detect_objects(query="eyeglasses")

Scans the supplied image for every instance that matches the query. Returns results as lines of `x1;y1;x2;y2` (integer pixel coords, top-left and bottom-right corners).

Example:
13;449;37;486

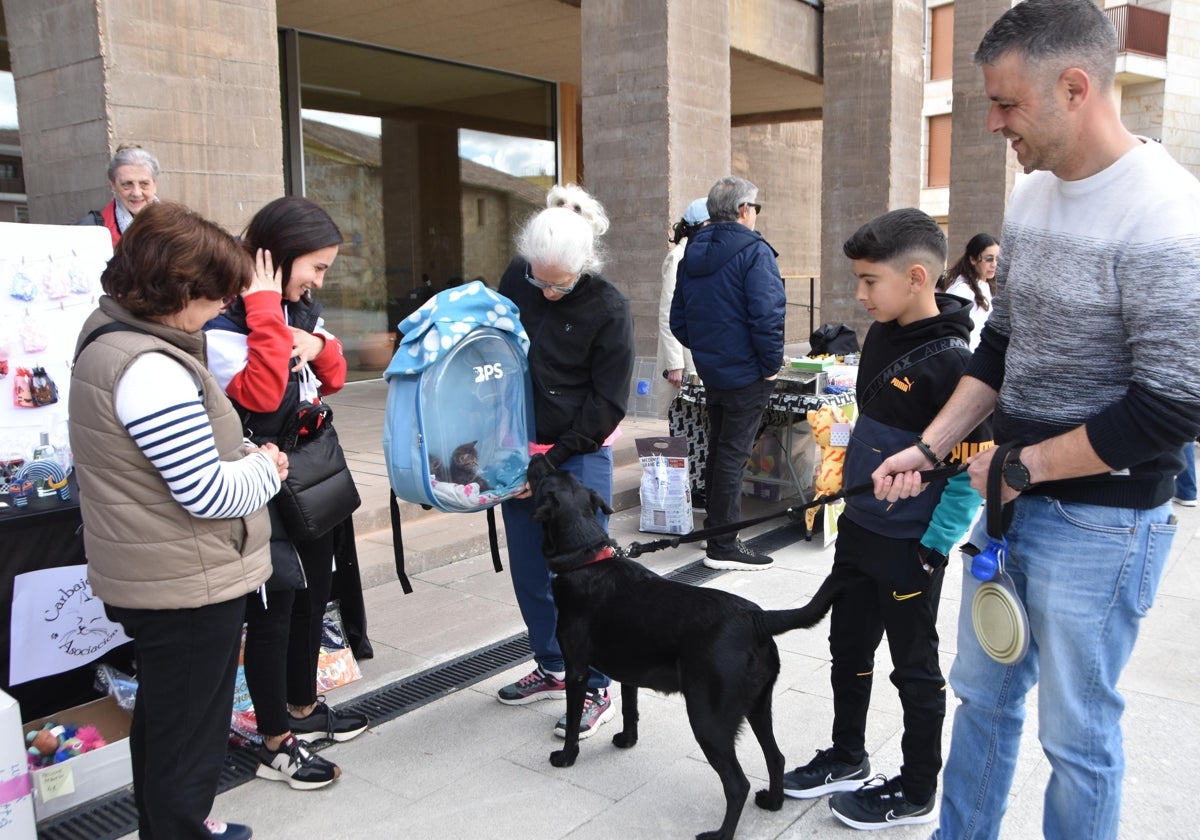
740;202;763;214
525;266;580;295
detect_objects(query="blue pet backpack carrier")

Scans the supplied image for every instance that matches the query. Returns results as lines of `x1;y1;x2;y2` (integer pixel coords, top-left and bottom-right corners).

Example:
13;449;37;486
382;281;534;589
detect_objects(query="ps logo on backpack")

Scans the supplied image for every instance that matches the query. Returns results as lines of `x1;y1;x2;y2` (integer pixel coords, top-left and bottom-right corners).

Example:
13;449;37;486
473;362;505;382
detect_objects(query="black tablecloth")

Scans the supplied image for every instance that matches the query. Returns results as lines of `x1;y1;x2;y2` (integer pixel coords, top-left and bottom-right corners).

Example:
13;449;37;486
667;382;857;494
0;476;136;719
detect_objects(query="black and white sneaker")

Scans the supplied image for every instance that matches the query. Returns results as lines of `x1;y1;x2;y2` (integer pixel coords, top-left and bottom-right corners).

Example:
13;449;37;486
288;696;368;743
255;734;340;790
703;539;773;571
828;774;936;830
783;747;871;799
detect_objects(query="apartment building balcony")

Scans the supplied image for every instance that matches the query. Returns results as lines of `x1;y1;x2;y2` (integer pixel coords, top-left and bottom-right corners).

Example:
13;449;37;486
1105;3;1169;84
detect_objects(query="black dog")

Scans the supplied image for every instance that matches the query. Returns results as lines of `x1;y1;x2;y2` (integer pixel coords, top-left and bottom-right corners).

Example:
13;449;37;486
528;456;843;840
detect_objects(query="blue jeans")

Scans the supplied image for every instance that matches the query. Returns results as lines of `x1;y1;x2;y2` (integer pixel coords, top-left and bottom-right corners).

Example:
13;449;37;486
1177;441;1196;501
501;448;612;689
934;495;1175;840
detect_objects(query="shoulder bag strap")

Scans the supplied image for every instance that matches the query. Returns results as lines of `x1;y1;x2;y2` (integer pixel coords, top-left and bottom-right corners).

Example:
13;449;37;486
856;336;969;410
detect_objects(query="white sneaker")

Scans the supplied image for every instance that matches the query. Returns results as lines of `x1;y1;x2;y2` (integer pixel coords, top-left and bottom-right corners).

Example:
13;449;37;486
1174;497;1197;507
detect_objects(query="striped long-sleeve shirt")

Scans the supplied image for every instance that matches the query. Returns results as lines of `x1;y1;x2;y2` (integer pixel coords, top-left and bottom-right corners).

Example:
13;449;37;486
114;351;280;517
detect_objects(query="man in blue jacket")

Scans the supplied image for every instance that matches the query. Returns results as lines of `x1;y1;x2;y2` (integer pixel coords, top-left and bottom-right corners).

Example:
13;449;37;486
670;176;786;570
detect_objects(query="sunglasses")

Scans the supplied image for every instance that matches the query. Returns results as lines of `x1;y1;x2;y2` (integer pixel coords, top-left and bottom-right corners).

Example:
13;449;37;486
740;202;763;214
525;266;580;295
982;255;999;264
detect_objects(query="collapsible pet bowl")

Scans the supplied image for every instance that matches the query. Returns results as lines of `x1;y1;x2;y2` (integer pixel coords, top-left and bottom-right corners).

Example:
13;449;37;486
972;570;1029;665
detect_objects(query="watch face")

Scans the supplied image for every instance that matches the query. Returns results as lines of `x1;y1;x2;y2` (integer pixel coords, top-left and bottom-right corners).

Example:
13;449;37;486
1004;459;1031;491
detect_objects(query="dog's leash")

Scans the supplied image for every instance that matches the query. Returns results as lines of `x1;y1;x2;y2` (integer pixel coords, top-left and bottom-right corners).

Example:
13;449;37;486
622;464;966;558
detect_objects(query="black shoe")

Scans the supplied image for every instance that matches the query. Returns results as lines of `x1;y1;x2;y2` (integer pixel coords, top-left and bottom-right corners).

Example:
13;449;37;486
205;819;253;839
828;775;935;830
255;734;340;790
783;747;871;799
287;696;369;744
691;489;707;512
703;539;773;570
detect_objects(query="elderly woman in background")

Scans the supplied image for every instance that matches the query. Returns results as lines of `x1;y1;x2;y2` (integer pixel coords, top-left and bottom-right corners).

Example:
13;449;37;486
70;202;286;840
76;144;161;246
494;200;635;740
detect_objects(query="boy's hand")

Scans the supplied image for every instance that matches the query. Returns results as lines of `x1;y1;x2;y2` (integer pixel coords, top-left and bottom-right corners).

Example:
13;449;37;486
872;445;930;502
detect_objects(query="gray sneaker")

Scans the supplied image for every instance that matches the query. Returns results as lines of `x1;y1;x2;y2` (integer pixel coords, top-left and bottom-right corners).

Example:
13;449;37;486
783;747;871;799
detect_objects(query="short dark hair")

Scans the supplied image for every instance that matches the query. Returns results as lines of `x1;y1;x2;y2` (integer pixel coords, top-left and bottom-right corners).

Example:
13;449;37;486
975;0;1117;91
843;208;947;276
100;202;250;317
241;196;343;284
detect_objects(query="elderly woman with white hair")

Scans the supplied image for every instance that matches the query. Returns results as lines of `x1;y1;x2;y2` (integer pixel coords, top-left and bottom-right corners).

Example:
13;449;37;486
76;144;161;246
494;199;634;740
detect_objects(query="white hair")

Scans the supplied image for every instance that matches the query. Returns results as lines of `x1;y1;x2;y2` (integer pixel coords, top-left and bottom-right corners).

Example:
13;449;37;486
516;206;604;276
545;183;610;236
107;144;160;182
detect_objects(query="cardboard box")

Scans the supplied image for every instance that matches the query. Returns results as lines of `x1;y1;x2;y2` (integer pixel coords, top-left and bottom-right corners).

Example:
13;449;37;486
21;696;132;821
0;690;37;837
789;357;834;371
742;479;782;502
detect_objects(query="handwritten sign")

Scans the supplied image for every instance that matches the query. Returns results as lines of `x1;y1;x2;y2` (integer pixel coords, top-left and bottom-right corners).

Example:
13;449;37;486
33;763;74;802
8;565;130;685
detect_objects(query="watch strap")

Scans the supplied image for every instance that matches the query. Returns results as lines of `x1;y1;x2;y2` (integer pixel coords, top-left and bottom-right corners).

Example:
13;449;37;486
986;441;1018;542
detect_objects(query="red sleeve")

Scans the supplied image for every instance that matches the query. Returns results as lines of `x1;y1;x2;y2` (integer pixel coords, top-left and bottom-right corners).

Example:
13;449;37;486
224;292;292;412
311;333;348;396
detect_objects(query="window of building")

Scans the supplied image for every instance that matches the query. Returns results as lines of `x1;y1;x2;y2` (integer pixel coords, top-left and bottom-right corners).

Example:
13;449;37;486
928;114;952;187
280;31;557;379
930;4;955;81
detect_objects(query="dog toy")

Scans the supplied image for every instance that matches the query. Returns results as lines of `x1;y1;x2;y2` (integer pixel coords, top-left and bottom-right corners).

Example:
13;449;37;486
806;404;850;532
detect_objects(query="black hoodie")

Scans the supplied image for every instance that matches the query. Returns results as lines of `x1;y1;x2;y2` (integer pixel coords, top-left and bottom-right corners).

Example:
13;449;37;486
843;293;993;541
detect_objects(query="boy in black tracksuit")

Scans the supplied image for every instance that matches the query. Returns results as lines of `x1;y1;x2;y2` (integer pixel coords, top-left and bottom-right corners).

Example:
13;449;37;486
784;209;993;830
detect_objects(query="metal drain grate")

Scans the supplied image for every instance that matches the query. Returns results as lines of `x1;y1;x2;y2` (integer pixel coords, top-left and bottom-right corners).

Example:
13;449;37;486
37;517;801;839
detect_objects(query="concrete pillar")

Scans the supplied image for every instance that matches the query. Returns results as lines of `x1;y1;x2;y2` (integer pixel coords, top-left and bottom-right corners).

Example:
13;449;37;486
580;0;731;359
734;120;823;344
3;0;283;232
947;0;1020;259
820;0;926;336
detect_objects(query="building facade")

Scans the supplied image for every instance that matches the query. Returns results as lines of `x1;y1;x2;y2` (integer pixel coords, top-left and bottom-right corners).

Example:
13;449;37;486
2;0;1197;383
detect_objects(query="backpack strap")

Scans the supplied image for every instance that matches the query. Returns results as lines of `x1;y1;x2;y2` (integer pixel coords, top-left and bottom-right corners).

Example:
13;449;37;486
387;490;505;595
74;320;153;363
486;507;504;574
856;336;969;410
389;489;415;594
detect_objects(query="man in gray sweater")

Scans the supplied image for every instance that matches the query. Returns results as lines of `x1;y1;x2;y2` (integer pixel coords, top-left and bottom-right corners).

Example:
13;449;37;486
871;1;1200;838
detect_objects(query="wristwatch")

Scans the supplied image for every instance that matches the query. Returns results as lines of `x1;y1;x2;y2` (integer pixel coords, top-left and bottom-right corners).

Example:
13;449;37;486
1002;447;1033;492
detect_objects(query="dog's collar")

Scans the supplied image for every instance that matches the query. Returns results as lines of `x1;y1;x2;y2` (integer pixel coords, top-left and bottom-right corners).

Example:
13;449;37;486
558;545;616;574
583;545;616;566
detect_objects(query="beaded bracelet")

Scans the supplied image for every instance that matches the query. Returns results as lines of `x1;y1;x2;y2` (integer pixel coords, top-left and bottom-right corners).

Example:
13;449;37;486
914;436;944;468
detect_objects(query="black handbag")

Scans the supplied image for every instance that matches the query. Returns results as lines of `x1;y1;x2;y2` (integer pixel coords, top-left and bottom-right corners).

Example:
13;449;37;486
275;402;361;542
